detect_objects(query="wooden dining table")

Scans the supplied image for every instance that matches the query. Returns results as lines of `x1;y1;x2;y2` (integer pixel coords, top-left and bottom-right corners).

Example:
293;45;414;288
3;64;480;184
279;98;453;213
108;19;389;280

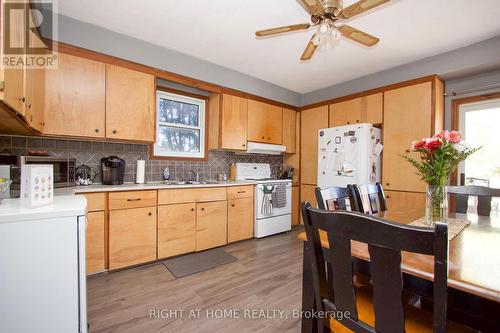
298;209;500;333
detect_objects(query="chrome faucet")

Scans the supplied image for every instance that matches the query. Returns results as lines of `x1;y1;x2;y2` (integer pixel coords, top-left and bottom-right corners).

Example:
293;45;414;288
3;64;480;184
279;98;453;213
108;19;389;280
188;170;200;182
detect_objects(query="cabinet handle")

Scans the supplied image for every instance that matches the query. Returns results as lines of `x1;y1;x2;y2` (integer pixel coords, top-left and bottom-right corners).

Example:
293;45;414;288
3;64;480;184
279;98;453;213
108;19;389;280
112;130;117;134
27;103;32;109
127;198;141;201
237;191;245;194
17;97;25;103
201;207;205;211
356;120;359;123
231;204;235;207
347;121;350;124
95;129;99;133
242;144;246;147
148;212;152;216
262;136;265;139
386;195;390;199
386;183;390;186
268;137;271;140
191;208;194;211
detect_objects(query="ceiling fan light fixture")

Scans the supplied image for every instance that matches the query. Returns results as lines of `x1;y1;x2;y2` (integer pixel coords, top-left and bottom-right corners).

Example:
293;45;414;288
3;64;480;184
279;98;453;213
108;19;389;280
332;27;341;40
318;21;330;35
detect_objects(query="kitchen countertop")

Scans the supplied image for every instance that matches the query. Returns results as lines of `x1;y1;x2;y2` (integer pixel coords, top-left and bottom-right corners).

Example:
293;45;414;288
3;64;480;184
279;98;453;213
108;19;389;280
0;195;87;223
54;180;257;195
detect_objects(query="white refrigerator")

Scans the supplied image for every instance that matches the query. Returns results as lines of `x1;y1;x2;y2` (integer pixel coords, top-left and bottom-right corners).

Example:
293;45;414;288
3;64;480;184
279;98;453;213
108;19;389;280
0;196;88;333
317;123;383;189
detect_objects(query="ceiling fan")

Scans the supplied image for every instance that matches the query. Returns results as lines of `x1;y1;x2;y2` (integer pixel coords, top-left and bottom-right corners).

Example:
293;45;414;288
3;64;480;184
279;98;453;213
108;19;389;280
255;0;389;60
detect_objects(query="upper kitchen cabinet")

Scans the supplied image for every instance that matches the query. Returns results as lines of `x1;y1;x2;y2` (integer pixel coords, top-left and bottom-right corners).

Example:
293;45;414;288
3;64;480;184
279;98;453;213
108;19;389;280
282;108;296;153
105;64;155;142
24;68;45;132
208;93;248;151
44;52;106;138
301;105;328;185
247;100;282;144
329;92;383;127
383;79;444;193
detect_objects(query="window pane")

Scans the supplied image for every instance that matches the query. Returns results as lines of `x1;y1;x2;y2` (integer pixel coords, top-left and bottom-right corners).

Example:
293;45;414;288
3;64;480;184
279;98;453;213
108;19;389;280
158;126;200;153
159;98;199;126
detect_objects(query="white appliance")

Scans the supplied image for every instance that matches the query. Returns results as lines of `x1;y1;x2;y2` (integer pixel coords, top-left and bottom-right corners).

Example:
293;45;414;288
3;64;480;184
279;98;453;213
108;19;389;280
0;195;88;333
317;123;382;189
235;163;292;238
245;142;287;155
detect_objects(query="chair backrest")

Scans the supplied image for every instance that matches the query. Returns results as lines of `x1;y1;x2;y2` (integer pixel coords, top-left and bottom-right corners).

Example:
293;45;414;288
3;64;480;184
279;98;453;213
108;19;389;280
301;202;449;333
352;182;387;214
447;185;500;216
315;185;359;211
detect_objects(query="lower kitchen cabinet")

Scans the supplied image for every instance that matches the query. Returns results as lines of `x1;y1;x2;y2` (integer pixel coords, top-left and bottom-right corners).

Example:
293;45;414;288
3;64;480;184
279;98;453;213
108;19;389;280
158;203;196;258
300;184;318;224
385;190;426;212
228;197;254;243
196;201;227;251
291;185;300;226
109;207;157;269
86;211;105;274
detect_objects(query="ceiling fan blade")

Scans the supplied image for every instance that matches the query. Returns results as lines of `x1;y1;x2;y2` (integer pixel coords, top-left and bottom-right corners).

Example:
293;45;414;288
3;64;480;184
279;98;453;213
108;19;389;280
338;0;390;19
300;34;318;60
255;23;311;37
339;25;379;47
297;0;325;16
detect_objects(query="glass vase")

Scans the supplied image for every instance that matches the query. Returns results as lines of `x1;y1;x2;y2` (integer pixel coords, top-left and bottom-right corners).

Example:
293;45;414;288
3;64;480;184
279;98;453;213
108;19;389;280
425;184;448;226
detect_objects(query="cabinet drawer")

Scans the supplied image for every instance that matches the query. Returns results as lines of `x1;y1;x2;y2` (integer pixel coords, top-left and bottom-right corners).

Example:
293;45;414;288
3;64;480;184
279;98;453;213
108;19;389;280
108;190;157;210
158;187;226;205
227;186;254;200
80;192;106;212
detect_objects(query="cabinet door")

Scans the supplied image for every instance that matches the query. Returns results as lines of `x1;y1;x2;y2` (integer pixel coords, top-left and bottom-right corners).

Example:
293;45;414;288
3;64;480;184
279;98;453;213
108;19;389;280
282;108;296;153
385;190;426;213
44;52;106;138
106;65;155;142
228;197;254;243
383;82;432;192
362;93;383;124
221;94;248;150
24;68;45;132
247;100;282;144
196;201;227;251
86;211;105;274
158;203;196;258
291;185;300;226
109;207;157;269
300;184;318;224
301;105;328;185
329;98;362;127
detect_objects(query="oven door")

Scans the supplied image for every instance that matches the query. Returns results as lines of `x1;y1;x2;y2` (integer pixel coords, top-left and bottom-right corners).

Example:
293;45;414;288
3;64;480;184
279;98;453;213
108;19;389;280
20;157;76;187
255;182;292;219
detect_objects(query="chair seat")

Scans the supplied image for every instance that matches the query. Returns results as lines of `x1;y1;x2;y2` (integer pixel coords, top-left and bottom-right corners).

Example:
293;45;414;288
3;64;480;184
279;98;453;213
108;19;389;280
329;287;477;333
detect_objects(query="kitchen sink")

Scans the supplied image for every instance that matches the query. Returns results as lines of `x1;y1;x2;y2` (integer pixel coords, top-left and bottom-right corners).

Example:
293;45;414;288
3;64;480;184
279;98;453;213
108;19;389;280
144;180;221;186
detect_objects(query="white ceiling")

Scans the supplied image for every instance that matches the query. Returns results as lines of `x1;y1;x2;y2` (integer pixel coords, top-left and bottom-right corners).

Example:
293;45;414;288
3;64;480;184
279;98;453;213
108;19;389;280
55;0;500;94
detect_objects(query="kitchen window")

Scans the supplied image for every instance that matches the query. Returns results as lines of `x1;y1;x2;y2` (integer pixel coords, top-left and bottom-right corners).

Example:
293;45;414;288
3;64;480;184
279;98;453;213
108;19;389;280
153;91;206;159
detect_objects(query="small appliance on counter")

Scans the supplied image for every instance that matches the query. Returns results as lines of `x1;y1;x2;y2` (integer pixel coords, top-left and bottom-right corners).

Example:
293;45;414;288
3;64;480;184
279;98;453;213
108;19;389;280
75;164;97;186
101;156;125;185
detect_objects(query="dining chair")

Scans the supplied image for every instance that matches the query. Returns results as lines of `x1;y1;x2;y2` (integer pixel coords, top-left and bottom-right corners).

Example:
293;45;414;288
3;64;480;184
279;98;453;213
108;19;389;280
315;185;360;211
352;182;387;214
447;185;500;216
301;202;476;333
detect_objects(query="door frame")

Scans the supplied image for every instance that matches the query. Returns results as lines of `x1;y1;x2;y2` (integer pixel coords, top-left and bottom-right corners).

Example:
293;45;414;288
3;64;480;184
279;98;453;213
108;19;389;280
450;92;500;185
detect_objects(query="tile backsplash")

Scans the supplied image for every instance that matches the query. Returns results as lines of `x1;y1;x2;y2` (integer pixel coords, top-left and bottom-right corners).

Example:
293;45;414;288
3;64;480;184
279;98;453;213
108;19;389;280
0;135;283;183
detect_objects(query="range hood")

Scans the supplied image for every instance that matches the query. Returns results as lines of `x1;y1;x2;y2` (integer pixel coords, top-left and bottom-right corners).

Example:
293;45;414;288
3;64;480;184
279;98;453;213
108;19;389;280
245;142;286;155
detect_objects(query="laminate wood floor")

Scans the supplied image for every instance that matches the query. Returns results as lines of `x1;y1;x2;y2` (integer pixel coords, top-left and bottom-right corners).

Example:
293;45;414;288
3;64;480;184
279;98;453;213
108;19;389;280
87;227;304;333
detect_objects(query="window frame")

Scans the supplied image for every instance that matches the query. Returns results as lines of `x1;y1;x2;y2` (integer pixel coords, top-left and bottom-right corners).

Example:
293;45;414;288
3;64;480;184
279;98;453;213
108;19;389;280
152;89;207;160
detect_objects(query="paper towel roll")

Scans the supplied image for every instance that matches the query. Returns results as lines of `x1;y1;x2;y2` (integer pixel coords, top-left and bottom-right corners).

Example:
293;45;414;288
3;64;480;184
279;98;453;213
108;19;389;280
136;160;145;184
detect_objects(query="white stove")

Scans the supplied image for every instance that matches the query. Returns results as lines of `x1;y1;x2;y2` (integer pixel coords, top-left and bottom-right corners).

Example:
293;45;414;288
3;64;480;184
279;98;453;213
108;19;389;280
235;163;292;238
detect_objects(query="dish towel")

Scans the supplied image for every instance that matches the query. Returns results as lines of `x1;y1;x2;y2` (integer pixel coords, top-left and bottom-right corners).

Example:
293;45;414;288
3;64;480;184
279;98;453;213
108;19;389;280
272;184;287;208
261;184;274;216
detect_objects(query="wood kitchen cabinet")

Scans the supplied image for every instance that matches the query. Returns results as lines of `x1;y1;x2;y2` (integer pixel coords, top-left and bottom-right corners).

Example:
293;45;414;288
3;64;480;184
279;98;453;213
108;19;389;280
247;100;283;144
24;68;45;132
158;203;196;258
385;190;426;212
329;93;383;127
109;206;157;269
383;80;443;193
44;52;106;138
86;211;106;274
301;105;328;185
300;184;318;224
196;201;227;251
227;186;254;243
282;108;296;153
105;64;155;142
291;185;300;226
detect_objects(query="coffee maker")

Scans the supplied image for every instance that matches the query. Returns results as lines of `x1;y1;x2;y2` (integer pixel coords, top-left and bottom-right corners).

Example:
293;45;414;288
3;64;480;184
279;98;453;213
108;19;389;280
101;156;125;185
